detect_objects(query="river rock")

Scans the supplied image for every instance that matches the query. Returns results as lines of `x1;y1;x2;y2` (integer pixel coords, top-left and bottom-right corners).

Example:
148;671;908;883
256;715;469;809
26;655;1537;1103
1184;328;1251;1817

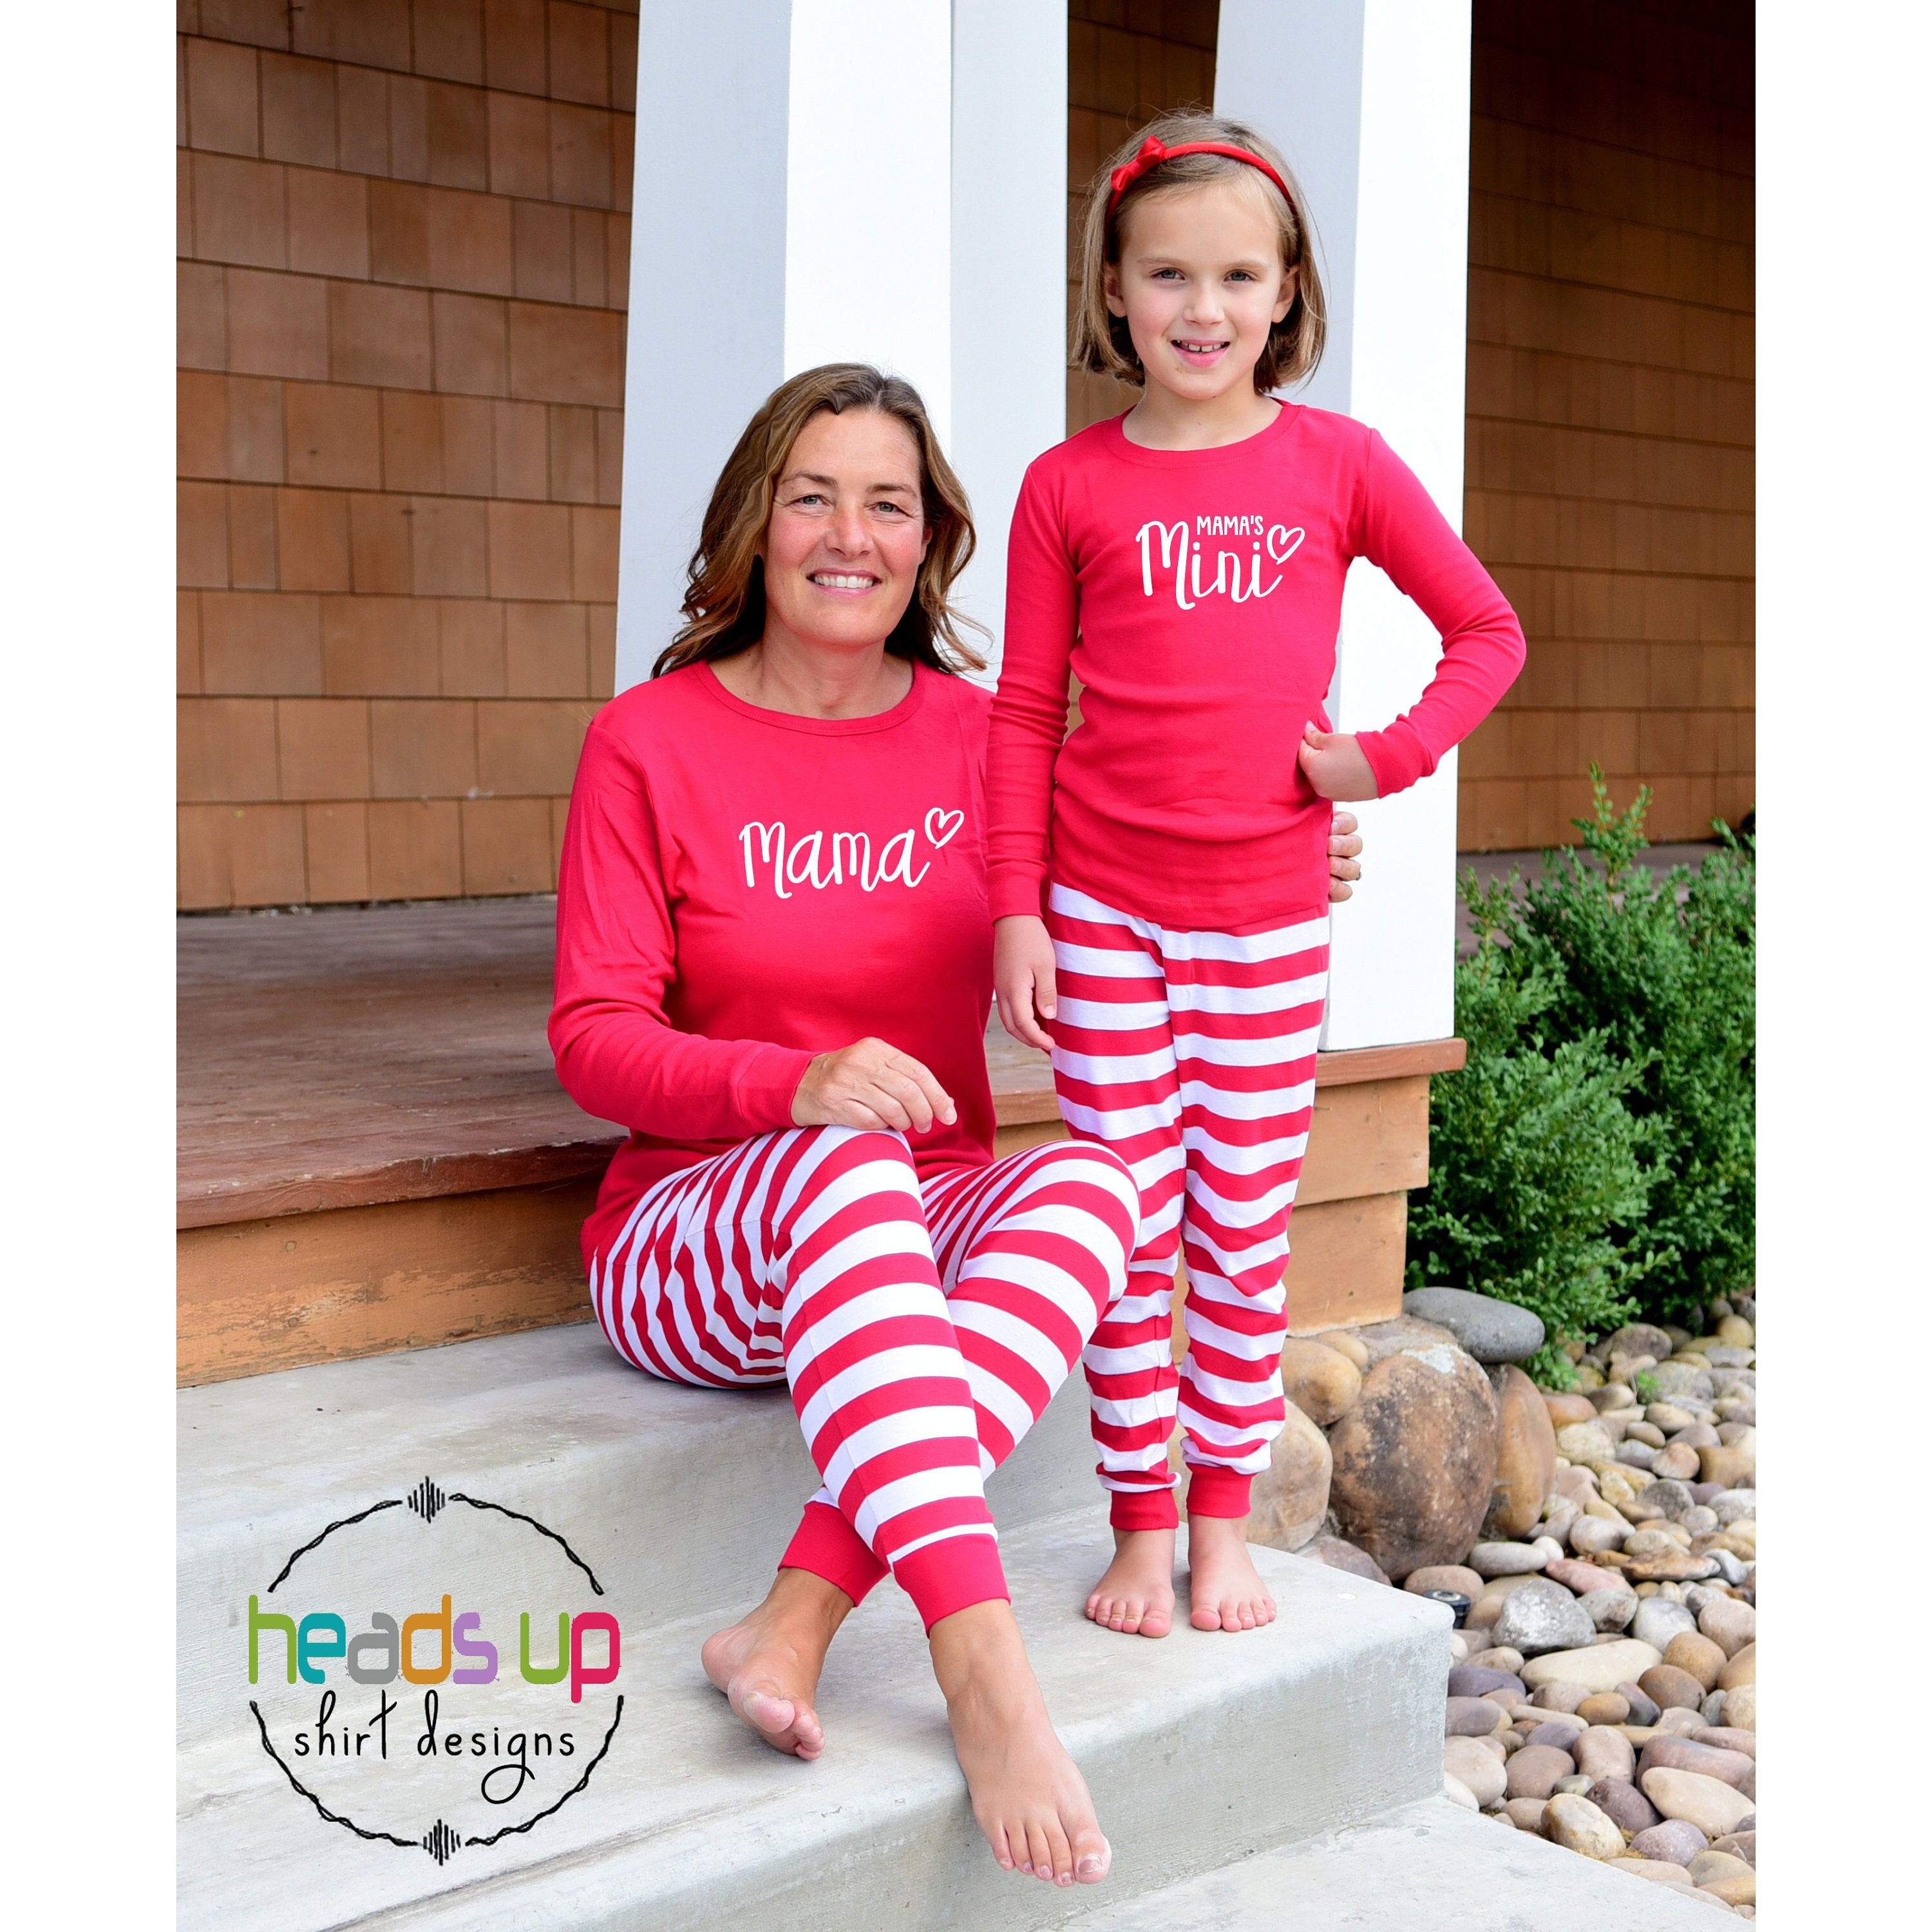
1719;1682;1755;1730
1571;1724;1635;1783
1667;1421;1721;1450
1312;1328;1370;1370
1709;1492;1755;1526
1649;1445;1701;1482
1623;1551;1719;1584
1406;1564;1484;1602
1279;1338;1362;1426
1717;1642;1754;1689
1526;1718;1586;1751
1633;1819;1710;1866
1631;1597;1698;1651
1641;1767;1755;1837
1502;1797;1551;1832
1618;1681;1662;1726
1443;1736;1506;1808
1567;1518;1626;1562
1297;1535;1390;1584
1544;1557;1620;1594
1583;1586;1638;1632
1711;1830;1756;1864
1401;1287;1546;1363
1350;1314;1464;1367
1639;1664;1709;1713
1606;1323;1675;1362
1446;1696;1506;1736
1540;1792;1624;1859
1588;1776;1659;1834
1634;1479;1697;1521
1698;1443;1755;1490
1522;1638;1662;1694
1611;1857;1696;1888
1663;1631;1728;1691
1441;1771;1480;1811
1325;1341;1501;1580
1554;1419;1617;1466
1248;1398;1331;1551
1578;1692;1630;1726
1544;1392;1597;1428
1467;1645;1526;1674
1647;1362;1714;1405
1493;1578;1596;1656
1640;1735;1754;1791
1506;1743;1576;1801
1448;1664;1526;1701
1467;1540;1549;1578
1484;1365;1558;1538
1694;1727;1756;1760
1528;1680;1589;1712
1713;1315;1753;1349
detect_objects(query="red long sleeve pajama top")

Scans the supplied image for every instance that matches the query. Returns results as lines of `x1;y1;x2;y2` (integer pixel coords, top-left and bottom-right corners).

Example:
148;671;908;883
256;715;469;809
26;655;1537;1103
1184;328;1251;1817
551;663;998;1269
986;404;1526;930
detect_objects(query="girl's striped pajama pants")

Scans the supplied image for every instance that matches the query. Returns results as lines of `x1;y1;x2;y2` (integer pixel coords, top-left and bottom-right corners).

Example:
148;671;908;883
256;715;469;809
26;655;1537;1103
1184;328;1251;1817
1044;882;1331;1531
589;1124;1140;1629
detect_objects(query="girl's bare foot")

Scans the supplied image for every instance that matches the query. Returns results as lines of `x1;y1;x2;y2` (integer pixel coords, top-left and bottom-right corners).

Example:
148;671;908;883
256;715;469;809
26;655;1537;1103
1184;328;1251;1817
929;1600;1112;1886
1185;1512;1276;1631
699;1566;853;1759
1084;1526;1176;1637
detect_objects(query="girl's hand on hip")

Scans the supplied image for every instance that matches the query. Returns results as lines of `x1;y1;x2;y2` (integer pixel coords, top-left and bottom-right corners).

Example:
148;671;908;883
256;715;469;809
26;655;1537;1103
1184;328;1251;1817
793;1038;956;1133
1328;808;1363;902
994;914;1058;1053
1298;726;1379;802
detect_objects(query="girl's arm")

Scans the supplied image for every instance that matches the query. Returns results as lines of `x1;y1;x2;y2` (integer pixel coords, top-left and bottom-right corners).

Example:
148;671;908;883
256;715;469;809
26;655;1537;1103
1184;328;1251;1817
985;462;1078;922
549;719;815;1141
1344;430;1527;797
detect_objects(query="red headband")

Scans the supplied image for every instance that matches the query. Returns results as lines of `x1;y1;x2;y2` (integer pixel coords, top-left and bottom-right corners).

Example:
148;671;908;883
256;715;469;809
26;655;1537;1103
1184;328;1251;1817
1108;135;1294;216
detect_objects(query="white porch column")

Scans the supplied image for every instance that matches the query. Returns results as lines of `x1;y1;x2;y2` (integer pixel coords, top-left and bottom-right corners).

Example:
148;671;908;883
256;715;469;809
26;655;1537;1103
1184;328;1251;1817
616;2;1062;694
1216;1;1474;1049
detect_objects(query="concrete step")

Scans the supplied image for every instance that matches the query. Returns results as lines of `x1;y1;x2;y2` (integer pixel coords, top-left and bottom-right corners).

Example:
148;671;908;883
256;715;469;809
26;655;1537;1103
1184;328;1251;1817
178;1515;1450;1932
178;1321;1099;1752
1075;1796;1732;1929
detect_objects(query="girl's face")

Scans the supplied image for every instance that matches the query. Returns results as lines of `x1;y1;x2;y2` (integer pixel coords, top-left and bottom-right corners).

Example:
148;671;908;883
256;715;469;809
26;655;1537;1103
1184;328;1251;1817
759;408;931;654
1105;181;1296;404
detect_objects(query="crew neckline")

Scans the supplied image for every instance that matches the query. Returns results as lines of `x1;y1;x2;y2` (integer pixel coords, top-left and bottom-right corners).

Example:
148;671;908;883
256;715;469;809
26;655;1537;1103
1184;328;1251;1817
697;658;929;736
1103;399;1303;468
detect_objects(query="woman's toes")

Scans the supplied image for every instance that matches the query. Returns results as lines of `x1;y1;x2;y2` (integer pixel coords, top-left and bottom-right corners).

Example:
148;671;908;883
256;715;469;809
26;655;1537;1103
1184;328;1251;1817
1074;1830;1112;1884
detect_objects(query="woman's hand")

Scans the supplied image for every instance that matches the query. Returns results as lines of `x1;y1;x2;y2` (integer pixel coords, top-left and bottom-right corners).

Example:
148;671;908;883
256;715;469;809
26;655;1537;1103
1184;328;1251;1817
1298;725;1379;802
1328;808;1363;902
994;915;1058;1052
792;1037;957;1133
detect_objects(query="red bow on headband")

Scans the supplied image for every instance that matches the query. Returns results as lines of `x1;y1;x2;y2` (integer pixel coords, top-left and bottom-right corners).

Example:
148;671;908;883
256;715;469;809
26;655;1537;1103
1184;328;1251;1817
1108;135;1294;214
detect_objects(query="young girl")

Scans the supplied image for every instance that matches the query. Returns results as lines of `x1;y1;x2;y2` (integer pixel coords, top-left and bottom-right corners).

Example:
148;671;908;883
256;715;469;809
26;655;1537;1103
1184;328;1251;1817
989;113;1526;1640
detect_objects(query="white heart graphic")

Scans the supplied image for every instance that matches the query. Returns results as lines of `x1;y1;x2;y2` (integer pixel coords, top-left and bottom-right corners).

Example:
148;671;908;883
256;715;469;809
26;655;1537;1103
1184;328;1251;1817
923;808;964;849
1267;524;1307;565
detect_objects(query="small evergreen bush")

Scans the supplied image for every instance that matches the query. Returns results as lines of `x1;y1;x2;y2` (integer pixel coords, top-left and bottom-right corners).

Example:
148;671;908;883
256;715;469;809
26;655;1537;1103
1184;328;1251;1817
1407;771;1755;1384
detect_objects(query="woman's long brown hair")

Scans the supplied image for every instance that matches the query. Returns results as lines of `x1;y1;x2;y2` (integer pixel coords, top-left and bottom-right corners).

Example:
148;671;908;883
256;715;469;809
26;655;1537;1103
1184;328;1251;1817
653;363;985;678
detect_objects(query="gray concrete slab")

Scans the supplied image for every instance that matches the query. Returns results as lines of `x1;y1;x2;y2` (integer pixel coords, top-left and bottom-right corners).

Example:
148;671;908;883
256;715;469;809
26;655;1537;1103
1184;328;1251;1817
1077;1797;1731;1929
178;1519;1452;1932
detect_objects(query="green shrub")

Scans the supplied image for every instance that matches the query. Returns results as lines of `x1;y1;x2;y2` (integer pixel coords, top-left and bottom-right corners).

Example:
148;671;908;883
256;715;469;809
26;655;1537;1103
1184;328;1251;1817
1406;770;1756;1379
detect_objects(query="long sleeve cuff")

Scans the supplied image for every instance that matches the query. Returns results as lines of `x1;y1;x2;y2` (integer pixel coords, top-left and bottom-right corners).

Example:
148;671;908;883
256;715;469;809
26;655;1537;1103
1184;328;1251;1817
1354;719;1436;800
987;867;1049;923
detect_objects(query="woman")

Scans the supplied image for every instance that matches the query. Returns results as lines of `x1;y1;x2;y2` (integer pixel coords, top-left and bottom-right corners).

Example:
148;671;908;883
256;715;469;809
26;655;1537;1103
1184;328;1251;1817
549;364;1363;1889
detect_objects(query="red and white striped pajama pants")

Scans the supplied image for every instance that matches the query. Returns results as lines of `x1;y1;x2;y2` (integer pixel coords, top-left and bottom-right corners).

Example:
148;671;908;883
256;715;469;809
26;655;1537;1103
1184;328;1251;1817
590;1124;1140;1630
1044;883;1331;1531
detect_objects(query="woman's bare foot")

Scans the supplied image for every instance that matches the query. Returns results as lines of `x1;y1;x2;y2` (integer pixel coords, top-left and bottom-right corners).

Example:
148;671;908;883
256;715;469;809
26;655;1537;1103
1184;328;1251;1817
1185;1512;1276;1631
1084;1526;1176;1637
929;1600;1112;1886
700;1566;854;1760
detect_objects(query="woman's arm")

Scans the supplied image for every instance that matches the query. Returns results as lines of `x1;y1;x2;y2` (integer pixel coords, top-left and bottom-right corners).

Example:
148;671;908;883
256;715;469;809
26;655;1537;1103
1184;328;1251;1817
1342;431;1526;799
549;719;815;1141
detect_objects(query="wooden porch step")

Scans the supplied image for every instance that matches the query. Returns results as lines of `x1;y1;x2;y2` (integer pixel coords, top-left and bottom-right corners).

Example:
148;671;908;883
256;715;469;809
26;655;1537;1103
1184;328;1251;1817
178;902;1461;1387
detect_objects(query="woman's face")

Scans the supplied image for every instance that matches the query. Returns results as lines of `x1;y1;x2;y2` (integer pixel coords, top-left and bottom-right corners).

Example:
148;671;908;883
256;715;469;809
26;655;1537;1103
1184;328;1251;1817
759;408;931;656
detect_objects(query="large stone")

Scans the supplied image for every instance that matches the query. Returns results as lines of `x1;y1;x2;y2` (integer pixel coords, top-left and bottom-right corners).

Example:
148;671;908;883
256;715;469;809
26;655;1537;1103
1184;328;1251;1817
1663;1631;1728;1692
1402;1287;1546;1363
1278;1338;1361;1426
1622;1551;1719;1584
1639;1735;1755;1792
1633;1478;1698;1521
1501;1797;1551;1832
1717;1643;1754;1690
1588;1777;1659;1835
1582;1586;1638;1632
1555;1420;1617;1466
1609;1857;1696;1889
1296;1536;1390;1585
1521;1638;1662;1694
1448;1663;1526;1701
1693;1727;1756;1761
1312;1328;1369;1370
1633;1819;1710;1867
1492;1578;1596;1656
1568;1515;1626;1557
1484;1364;1558;1538
1325;1342;1501;1581
1578;1692;1630;1727
1467;1540;1549;1578
1719;1682;1755;1730
1647;1362;1714;1405
1641;1767;1755;1838
1542;1792;1625;1859
1571;1725;1636;1783
1649;1445;1702;1482
1639;1664;1709;1714
1441;1772;1480;1812
1543;1392;1597;1429
1545;1557;1623;1594
1605;1323;1675;1362
1528;1681;1589;1716
1445;1696;1507;1736
1506;1743;1575;1801
1443;1736;1507;1809
1350;1314;1463;1367
1698;1443;1756;1490
1247;1399;1331;1551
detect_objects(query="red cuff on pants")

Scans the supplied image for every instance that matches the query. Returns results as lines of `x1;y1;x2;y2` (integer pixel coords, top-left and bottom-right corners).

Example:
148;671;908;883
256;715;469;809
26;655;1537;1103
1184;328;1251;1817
1109;1484;1182;1533
779;1499;888;1606
893;1534;1010;1631
1182;1466;1253;1518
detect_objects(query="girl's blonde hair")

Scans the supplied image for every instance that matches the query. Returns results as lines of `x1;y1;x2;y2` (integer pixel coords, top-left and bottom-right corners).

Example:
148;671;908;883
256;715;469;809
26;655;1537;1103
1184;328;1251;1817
654;363;984;678
1073;112;1326;395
